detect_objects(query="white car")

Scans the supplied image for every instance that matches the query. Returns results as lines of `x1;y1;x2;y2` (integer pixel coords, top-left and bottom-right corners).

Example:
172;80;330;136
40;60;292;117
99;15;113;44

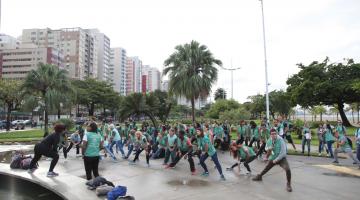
23;120;32;125
11;120;24;126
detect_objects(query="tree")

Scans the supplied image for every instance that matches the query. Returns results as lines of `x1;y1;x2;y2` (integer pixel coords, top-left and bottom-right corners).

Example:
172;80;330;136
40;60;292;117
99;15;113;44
22;63;71;136
153;90;176;123
72;78;118;116
247;94;265;119
315;106;327;122
286;58;360;126
0;80;23;131
269;90;295;119
349;103;359;123
205;99;240;119
119;93;159;127
214;88;227;101
163;40;222;123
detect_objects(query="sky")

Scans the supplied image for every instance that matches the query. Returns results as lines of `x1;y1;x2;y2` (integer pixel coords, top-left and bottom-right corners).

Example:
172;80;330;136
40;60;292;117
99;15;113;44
1;0;360;103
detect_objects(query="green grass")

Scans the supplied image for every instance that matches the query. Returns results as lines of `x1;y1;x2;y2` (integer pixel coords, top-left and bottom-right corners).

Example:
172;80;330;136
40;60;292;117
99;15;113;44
0;129;44;142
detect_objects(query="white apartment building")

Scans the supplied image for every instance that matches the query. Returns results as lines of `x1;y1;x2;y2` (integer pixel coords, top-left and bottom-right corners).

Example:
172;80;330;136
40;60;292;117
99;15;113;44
88;29;111;82
0;46;64;79
21;27;99;80
110;47;127;95
0;34;20;50
126;56;142;95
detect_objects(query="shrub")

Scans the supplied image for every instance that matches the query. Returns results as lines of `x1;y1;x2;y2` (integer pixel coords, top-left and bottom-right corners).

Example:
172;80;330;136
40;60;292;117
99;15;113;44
55;118;75;131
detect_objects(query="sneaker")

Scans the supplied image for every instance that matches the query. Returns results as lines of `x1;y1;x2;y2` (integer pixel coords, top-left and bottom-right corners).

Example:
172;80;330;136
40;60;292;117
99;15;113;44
129;161;136;165
353;161;358;165
332;160;339;164
47;171;59;177
164;164;171;169
245;171;251;175
226;167;233;171
27;168;37;174
286;184;293;192
318;153;322;156
252;174;262;181
220;174;226;181
201;172;209;177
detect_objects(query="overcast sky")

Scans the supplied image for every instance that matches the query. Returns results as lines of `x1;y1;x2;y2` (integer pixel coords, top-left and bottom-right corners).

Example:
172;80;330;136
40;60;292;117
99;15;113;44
2;0;360;103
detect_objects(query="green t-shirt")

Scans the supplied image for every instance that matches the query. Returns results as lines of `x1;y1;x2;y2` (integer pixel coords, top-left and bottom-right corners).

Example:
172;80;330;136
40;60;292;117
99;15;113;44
325;129;335;142
200;136;216;156
238;146;256;159
167;134;177;147
177;136;190;151
237;125;246;138
84;131;102;157
188;127;196;137
267;137;282;161
251;126;260;139
112;128;121;141
135;135;147;148
214;126;224;138
336;125;346;136
338;135;351;151
157;135;167;147
260;128;270;141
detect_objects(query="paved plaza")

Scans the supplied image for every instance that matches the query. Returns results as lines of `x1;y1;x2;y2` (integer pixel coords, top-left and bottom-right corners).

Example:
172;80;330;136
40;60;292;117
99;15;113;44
1;145;359;200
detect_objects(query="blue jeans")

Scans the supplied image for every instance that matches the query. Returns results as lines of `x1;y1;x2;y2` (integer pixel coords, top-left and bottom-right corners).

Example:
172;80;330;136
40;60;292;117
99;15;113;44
110;140;125;156
126;144;134;158
104;145;116;160
200;152;223;175
152;147;165;159
357;144;360;162
327;141;334;158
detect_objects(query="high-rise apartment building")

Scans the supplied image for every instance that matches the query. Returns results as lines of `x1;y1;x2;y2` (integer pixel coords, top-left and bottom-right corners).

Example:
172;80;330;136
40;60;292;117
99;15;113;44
125;56;142;95
141;65;161;93
88;29;111;82
110;47;127;95
0;34;20;50
0;46;64;79
21;27;99;80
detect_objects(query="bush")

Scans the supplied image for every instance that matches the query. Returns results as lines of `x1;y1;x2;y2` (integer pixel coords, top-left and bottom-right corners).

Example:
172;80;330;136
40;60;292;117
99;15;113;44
180;119;193;125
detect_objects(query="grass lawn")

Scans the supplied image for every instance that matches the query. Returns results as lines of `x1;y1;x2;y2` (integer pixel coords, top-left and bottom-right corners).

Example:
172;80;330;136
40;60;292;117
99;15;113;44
0;129;44;143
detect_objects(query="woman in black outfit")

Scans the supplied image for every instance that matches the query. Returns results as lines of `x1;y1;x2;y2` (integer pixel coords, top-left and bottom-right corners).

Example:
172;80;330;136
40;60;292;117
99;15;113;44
28;123;65;177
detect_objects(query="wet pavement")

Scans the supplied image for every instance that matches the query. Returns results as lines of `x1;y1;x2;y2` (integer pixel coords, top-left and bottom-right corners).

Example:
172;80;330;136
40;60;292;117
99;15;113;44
0;145;360;200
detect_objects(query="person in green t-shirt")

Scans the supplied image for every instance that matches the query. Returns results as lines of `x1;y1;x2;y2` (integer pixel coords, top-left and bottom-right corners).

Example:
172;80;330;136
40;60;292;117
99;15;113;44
166;130;195;174
163;127;178;166
324;123;335;158
253;128;292;192
336;120;347;136
256;122;270;158
249;121;260;148
82;122;104;180
236;120;247;144
333;131;359;166
151;131;167;159
124;129;136;159
128;131;152;167
227;142;256;174
301;122;311;156
197;128;226;181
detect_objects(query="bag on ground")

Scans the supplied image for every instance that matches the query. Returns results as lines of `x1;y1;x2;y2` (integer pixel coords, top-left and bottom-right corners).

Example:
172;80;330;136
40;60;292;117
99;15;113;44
107;186;127;200
95;185;114;196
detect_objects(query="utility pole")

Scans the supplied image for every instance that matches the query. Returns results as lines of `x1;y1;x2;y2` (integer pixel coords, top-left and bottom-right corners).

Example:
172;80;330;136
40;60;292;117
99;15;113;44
259;0;270;123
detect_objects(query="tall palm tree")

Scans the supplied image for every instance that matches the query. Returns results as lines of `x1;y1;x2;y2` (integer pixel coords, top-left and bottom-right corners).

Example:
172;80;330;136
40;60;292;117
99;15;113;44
22;63;71;137
163;40;221;123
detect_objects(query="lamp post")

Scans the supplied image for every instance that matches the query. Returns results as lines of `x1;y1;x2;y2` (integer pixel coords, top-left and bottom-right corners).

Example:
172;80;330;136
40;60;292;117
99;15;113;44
220;66;241;99
259;0;270;123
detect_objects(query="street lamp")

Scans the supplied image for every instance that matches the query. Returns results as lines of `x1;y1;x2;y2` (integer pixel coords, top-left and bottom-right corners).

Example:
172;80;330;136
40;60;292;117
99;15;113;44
219;66;241;99
259;0;270;123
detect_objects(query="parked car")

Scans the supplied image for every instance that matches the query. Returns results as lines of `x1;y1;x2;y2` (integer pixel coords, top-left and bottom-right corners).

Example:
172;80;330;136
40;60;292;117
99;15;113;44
23;120;32;125
0;121;7;129
11;120;24;126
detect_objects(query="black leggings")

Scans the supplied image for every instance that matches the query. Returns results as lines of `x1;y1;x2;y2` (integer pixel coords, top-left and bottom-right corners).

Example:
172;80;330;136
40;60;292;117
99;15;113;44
29;144;59;172
133;146;151;164
249;138;260;148
256;142;266;157
169;151;195;172
83;156;100;180
63;143;80;158
230;156;256;172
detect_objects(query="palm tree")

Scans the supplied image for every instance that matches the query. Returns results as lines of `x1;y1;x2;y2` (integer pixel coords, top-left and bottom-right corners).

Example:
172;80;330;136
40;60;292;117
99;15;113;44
329;106;339;121
163;40;222;123
119;93;159;127
22;63;71;137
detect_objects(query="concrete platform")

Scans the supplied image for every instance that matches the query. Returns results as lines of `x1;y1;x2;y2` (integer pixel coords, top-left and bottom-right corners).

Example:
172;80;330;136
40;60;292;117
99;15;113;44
1;146;360;200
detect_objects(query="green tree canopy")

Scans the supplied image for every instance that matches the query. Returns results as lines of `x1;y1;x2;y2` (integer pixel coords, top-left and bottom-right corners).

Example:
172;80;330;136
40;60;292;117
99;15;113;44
205;99;240;119
214;88;227;101
22;63;71;136
286;58;360;126
163;40;221;123
0;79;23;130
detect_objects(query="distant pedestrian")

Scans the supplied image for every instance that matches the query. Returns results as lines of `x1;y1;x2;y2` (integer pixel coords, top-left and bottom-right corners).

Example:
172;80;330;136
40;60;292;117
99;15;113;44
355;121;360;169
301;122;311;156
324;124;335;158
317;124;326;156
333;131;359;166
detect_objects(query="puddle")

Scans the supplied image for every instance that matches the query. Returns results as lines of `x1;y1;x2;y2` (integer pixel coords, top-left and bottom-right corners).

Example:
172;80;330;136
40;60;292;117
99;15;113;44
167;179;209;187
322;172;360;179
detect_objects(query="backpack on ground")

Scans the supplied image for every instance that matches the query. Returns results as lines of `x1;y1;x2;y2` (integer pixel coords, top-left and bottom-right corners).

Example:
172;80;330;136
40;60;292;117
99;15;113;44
107;186;127;200
20;157;33;169
10;151;25;169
